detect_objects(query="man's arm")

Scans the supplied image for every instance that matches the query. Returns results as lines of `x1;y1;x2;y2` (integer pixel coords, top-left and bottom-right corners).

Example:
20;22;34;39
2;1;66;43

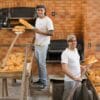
33;28;54;36
62;63;82;81
19;19;54;36
80;64;92;73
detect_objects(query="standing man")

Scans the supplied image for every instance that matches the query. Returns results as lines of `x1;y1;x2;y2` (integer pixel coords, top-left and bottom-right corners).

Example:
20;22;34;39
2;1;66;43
33;5;54;89
61;34;86;100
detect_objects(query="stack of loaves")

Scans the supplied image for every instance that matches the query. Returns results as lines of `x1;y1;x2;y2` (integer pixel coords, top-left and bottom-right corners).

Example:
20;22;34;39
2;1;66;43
0;52;25;72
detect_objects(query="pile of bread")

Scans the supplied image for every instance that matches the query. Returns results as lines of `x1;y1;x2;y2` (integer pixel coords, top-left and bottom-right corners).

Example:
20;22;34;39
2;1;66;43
88;69;100;83
87;69;100;93
12;19;34;34
12;26;25;34
84;55;98;65
0;52;25;72
95;87;100;94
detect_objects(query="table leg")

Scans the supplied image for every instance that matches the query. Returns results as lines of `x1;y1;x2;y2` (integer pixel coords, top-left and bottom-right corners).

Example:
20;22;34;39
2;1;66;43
2;78;8;97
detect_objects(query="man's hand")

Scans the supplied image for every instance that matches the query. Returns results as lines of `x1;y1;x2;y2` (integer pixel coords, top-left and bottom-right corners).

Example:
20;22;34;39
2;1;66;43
33;27;53;36
74;77;82;82
81;64;92;71
33;28;40;33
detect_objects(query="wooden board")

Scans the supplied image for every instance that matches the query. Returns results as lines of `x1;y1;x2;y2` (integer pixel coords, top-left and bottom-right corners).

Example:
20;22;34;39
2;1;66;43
0;45;33;100
0;71;22;78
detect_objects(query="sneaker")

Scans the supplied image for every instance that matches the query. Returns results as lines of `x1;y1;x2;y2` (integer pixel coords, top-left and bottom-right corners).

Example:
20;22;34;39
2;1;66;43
33;80;42;85
36;84;48;90
30;80;41;87
40;85;48;91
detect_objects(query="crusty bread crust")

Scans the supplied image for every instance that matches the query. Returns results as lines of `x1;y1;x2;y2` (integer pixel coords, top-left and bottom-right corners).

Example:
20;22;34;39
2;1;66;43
19;19;34;29
85;55;98;64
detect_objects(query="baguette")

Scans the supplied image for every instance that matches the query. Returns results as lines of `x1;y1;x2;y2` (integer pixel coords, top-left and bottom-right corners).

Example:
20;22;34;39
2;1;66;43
85;55;98;64
12;25;25;33
19;18;34;29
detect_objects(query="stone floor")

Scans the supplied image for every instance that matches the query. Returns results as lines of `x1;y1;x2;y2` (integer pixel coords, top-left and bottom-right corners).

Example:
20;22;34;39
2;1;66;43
0;79;21;98
0;79;52;100
0;79;99;100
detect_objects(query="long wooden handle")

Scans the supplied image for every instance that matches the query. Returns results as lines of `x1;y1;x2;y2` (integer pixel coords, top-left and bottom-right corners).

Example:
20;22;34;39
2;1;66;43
19;19;34;29
1;34;20;68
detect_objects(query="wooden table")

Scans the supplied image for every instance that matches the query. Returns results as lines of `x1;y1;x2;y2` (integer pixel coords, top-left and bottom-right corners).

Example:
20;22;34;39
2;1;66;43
0;71;22;97
0;45;33;100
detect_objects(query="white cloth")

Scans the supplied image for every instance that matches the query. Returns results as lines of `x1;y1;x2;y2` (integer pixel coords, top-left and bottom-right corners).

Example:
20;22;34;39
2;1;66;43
61;48;81;81
34;16;54;46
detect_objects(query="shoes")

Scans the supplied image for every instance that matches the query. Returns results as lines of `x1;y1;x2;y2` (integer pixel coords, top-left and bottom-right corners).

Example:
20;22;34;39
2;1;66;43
30;79;41;86
35;84;48;90
33;80;42;85
31;79;48;90
40;85;48;90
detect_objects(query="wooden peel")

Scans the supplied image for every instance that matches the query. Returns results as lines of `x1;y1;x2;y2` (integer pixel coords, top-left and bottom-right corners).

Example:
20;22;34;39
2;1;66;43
19;18;34;29
1;25;26;68
1;33;20;68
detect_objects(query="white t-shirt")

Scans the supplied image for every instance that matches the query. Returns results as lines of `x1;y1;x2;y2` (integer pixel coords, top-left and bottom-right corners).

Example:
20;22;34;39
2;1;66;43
34;16;54;46
61;48;81;81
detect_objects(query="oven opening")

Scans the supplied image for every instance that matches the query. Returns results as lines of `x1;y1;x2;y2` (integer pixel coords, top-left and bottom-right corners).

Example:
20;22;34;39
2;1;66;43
46;39;84;63
0;7;37;28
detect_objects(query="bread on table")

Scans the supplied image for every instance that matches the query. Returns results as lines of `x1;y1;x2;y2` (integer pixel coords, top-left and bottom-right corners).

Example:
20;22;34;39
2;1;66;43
0;52;25;72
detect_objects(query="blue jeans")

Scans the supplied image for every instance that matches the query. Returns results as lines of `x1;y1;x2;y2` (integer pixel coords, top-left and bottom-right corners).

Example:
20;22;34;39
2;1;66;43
63;81;76;100
34;45;48;86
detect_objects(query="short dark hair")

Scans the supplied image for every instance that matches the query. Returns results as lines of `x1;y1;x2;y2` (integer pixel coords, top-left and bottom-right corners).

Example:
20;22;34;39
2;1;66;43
36;5;46;15
36;5;46;9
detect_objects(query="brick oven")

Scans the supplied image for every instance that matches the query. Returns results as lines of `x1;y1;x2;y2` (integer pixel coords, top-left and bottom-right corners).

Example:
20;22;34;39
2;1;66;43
0;0;99;99
46;39;84;63
0;0;99;75
0;7;36;28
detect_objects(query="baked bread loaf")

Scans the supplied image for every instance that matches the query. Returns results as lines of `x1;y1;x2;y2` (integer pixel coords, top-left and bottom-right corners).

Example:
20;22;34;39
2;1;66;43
0;52;25;72
85;55;98;65
19;18;34;29
87;69;100;94
88;69;100;83
95;87;100;93
12;26;25;34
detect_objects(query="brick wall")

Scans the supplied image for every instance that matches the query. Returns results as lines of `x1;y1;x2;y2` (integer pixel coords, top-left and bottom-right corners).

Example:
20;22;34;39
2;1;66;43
0;0;83;39
83;0;100;67
0;0;99;74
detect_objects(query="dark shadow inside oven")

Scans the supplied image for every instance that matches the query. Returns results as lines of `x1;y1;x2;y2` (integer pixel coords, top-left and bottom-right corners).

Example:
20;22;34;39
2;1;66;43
46;39;84;63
